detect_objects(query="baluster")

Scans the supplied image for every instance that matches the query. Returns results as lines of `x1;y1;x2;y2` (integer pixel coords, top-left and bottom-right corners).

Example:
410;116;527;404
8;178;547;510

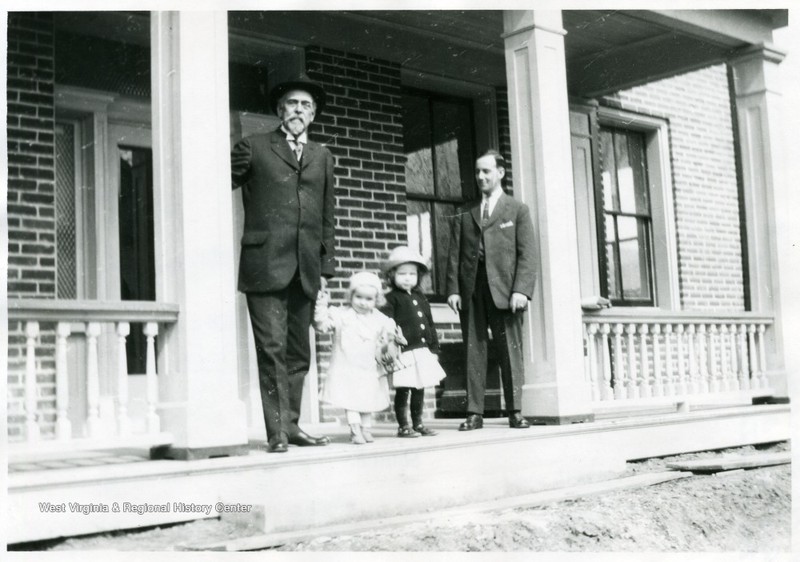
24;321;41;442
708;324;720;392
55;322;73;441
687;324;698;394
757;324;768;389
652;324;663;397
697;324;709;393
675;324;687;395
586;323;599;401
626;324;638;399
738;324;749;390
85;322;102;438
116;322;131;436
747;324;758;389
638;324;650;398
728;323;739;391
613;324;625;400
600;324;613;401
663;325;674;396
144;322;161;433
719;324;731;392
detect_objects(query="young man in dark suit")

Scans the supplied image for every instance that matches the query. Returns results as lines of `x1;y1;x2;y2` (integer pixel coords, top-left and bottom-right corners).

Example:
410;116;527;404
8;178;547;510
446;150;536;430
231;74;335;452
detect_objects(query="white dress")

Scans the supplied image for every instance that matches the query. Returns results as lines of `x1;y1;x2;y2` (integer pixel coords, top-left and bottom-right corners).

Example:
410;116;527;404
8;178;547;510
316;304;397;413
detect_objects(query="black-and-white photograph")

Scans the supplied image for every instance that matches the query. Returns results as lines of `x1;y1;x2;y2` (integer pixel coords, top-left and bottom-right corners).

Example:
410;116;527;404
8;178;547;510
2;1;797;557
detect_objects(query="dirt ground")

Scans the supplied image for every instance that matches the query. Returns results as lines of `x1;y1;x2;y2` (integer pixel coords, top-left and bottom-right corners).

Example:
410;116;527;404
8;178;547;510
15;441;791;552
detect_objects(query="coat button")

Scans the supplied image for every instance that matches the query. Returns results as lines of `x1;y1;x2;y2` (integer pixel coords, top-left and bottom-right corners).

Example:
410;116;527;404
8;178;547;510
421;337;426;343
412;300;418;305
417;311;423;317
419;323;425;329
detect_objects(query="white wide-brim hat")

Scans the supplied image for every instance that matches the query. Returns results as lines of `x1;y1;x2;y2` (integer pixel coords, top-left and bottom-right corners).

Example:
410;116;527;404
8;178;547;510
381;246;429;274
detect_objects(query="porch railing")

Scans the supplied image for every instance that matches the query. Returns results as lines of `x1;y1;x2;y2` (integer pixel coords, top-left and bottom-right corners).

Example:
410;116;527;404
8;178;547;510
7;299;179;448
582;312;774;411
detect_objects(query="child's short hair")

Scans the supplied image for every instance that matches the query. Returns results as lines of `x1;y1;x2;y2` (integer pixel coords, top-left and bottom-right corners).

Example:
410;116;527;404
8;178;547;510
347;271;386;308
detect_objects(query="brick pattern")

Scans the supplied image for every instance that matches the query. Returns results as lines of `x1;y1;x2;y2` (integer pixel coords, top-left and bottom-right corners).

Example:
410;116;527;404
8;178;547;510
7;13;58;441
496;86;514;195
305;46;419;424
604;64;745;311
7;12;57;297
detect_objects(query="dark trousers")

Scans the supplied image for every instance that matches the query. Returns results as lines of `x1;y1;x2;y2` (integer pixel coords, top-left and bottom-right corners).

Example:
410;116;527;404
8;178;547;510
462;261;524;415
246;274;312;446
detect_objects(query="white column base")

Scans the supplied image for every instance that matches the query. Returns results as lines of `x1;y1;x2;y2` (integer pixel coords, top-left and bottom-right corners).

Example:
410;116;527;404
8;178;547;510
159;397;249;455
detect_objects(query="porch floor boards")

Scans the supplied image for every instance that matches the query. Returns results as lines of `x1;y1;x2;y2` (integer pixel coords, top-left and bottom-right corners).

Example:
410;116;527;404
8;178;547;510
7;404;790;544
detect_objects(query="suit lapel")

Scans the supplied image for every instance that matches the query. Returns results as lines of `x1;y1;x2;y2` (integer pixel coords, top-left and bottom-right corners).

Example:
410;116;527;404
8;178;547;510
300;141;318;170
270;129;300;170
470;202;482;228
485;193;509;229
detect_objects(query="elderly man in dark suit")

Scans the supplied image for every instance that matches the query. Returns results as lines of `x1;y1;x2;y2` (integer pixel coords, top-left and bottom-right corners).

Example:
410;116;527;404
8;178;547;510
231;74;335;453
446;150;536;431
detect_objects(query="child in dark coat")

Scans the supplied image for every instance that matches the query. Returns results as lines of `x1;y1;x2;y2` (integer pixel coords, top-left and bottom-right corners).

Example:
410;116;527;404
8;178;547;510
381;246;447;437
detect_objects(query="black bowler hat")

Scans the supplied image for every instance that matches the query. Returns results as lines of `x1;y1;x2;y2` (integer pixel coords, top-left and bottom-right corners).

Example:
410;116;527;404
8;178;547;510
268;73;326;116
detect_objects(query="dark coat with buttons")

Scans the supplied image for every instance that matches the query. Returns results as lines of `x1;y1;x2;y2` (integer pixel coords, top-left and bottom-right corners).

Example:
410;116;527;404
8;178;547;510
381;288;440;354
231;128;336;297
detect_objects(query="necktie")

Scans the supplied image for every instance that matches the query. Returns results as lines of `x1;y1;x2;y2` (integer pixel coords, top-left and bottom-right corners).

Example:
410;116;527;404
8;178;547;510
293;141;303;162
481;200;489;227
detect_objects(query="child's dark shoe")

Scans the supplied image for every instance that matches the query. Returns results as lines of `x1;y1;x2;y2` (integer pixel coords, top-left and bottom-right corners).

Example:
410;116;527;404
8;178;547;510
397;426;420;438
413;424;438;436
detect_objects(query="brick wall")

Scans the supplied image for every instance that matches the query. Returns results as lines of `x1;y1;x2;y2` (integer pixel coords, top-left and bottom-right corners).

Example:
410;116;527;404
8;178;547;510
496;86;514;194
7;12;58;440
305;46;426;424
603;64;745;311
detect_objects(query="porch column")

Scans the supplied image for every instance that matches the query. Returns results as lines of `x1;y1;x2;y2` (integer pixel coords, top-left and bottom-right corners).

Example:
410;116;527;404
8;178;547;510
150;11;248;458
502;11;593;423
729;44;790;397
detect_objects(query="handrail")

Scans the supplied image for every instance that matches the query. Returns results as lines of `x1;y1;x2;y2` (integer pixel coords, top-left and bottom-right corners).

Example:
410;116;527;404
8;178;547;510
582;309;774;324
7;299;180;323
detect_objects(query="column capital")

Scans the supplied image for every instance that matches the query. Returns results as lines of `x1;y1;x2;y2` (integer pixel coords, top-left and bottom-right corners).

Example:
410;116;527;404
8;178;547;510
502;10;566;39
728;42;787;66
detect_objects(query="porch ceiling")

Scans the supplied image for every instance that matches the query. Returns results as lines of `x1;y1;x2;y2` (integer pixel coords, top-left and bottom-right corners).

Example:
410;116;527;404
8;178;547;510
55;10;786;99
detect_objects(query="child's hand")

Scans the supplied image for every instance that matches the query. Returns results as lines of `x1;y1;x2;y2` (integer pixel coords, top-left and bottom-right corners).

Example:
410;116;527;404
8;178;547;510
316;289;330;307
393;326;408;346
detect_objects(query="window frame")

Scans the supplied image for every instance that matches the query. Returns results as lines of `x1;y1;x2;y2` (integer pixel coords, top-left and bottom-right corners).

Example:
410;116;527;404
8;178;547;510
574;104;680;312
400;70;497;302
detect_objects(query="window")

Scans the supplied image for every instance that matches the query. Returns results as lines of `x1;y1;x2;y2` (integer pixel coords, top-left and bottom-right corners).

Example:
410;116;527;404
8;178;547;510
401;89;476;297
598;127;654;306
570;105;679;310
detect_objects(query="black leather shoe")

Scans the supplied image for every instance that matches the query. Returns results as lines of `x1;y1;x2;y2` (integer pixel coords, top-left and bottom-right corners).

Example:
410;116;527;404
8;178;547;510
268;442;288;453
459;413;484;431
508;412;530;429
288;430;330;447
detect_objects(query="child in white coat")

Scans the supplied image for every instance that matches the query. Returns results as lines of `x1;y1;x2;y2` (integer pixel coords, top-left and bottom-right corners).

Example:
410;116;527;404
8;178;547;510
315;271;405;444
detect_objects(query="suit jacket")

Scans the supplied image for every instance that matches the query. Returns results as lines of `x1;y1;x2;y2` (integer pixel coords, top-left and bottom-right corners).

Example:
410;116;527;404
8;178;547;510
446;192;537;309
231;129;335;297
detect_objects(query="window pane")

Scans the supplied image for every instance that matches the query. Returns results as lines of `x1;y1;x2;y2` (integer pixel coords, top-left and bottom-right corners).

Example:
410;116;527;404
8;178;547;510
615;131;637;214
433;202;458;293
600;130;617;212
402;94;435;196
55;122;77;299
627;131;650;214
604;215;619;299
432;99;473;200
617;216;652;300
406;199;434;294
